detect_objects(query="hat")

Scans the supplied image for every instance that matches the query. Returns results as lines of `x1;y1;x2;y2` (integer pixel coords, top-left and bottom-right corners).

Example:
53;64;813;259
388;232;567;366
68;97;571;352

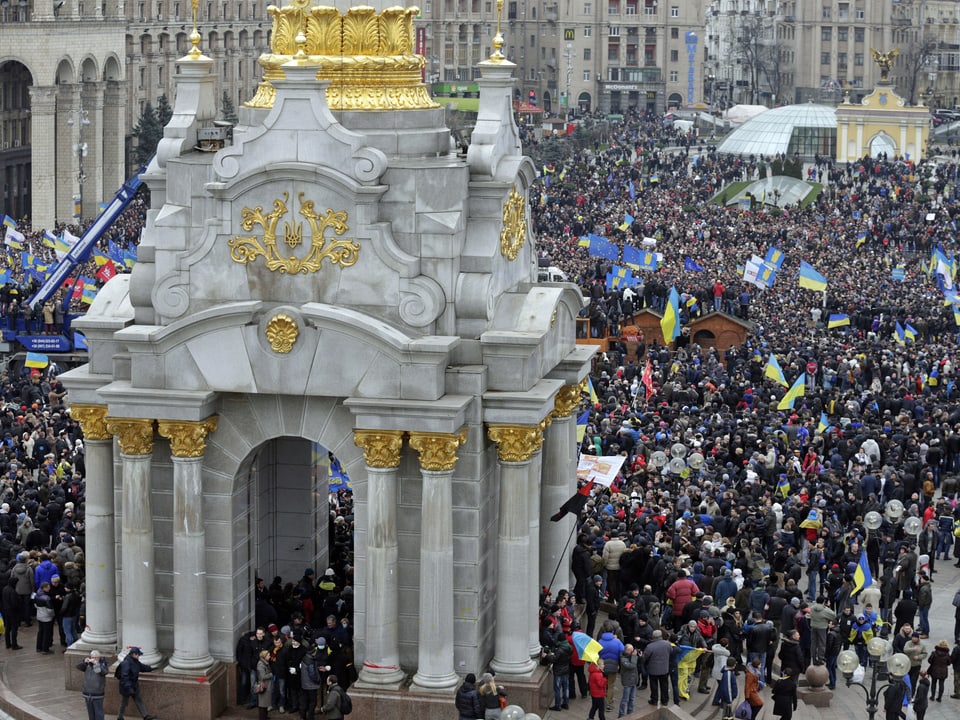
268;624;279;633
316;637;327;648
304;568;315;577
912;631;921;638
593;574;603;583
129;647;142;656
791;597;801;607
465;673;477;684
325;568;335;577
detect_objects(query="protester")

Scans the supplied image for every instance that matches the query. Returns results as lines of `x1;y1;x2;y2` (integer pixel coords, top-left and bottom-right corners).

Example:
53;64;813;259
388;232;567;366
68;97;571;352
76;649;108;720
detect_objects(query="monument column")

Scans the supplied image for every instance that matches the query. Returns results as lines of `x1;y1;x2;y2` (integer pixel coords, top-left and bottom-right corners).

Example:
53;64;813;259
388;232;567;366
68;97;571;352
105;417;161;665
408;431;466;690
353;430;405;686
527;420;546;658
488;424;542;676
28;86;58;231
70;404;118;648
157;418;219;672
540;385;580;592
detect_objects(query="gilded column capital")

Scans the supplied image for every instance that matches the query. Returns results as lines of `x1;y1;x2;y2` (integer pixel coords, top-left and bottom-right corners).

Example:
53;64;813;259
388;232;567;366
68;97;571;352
552;384;582;419
408;429;467;472
487;424;543;463
157;417;219;458
353;430;404;469
70;404;111;440
104;417;155;456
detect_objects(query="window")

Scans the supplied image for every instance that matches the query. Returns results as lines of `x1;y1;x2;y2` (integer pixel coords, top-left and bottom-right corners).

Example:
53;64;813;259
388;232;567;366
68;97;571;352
530;34;535;45
821;52;830;64
541;47;546;58
669;70;678;81
838;27;848;41
584;26;592;36
608;25;620;35
583;1;591;13
670;49;678;61
425;0;432;10
856;8;864;19
530;68;536;80
609;2;619;13
838;52;847;67
855;52;864;65
625;5;635;14
821;6;830;18
821;27;831;41
671;27;678;39
670;5;678;16
583;69;591;80
608;42;619;60
584;47;591;60
855;28;864;42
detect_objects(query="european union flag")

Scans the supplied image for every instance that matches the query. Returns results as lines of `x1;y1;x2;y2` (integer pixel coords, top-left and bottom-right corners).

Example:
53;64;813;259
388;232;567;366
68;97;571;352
587;237;619;261
628;180;636;200
684;256;705;272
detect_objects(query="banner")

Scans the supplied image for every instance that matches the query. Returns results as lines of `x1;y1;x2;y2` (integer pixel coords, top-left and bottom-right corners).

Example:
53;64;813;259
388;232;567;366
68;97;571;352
576;454;627;487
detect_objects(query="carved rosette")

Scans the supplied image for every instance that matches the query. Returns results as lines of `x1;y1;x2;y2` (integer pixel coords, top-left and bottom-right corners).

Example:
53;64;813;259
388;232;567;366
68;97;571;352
487;424;543;463
265;314;300;353
408;430;467;472
157;418;219;459
70;404;111;441
552;384;582;420
244;4;438;111
104;418;156;456
353;430;404;469
499;185;528;261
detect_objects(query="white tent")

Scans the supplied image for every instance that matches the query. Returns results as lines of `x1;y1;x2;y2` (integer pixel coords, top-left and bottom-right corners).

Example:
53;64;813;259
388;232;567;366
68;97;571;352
723;104;770;125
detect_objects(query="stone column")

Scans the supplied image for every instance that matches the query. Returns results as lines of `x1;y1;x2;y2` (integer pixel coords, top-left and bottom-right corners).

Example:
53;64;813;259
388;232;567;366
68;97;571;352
527;422;545;658
70;405;118;649
105;417;161;666
157;418;218;673
28;86;58;231
102;81;126;193
353;430;405;686
81;82;104;221
488;424;542;676
408;431;466;691
539;385;580;593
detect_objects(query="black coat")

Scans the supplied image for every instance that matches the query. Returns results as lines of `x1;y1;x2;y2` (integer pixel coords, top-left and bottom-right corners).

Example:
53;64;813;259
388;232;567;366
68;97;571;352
772;677;798;718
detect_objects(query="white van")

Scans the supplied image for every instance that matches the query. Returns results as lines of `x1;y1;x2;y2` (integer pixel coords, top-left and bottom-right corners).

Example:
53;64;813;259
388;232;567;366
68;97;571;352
537;266;569;283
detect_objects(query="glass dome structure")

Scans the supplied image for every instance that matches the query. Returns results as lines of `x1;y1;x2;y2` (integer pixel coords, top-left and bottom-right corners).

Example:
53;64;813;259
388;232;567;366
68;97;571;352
718;103;837;158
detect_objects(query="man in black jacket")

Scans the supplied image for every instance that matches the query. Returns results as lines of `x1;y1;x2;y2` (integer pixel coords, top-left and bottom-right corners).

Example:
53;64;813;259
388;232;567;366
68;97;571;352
455;673;483;720
116;647;155;720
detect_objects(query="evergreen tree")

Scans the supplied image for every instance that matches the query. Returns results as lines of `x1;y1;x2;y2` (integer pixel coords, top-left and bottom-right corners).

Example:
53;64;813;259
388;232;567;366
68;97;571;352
221;91;238;124
157;94;173;127
133;102;161;166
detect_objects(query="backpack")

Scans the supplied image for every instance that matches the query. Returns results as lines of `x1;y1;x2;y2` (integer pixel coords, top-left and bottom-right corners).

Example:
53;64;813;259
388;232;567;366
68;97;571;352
301;657;320;685
340;688;353;715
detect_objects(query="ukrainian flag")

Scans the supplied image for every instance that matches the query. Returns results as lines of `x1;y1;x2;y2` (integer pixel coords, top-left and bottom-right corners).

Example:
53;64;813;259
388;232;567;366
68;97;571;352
585;377;598;405
894;322;906;345
855;232;867;249
676;646;706;699
765;353;788;387
25;352;49;369
576;410;590;443
776;475;790;497
777;373;805;411
818;412;831;433
41;231;57;249
905;323;917;342
578;236;591;248
852;548;872;594
660;286;681;342
828;313;850;329
798;261;827;291
2;215;15;230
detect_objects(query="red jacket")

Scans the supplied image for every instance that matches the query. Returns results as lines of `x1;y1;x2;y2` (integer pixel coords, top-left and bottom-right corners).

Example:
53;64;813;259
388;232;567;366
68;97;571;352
589;664;608;698
666;577;700;618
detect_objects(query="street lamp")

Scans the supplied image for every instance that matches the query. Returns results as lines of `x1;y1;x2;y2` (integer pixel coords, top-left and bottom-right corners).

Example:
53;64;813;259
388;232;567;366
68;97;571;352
66;104;90;221
838;643;910;720
564;42;573;122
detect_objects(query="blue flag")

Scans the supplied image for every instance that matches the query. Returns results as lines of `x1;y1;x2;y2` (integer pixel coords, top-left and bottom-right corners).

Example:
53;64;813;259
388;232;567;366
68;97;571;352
684;256;705;272
587;237;619;261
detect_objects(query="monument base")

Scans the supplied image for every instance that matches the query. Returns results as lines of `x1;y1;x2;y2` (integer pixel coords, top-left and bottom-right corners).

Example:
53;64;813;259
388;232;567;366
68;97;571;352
798;687;833;707
102;660;229;720
351;666;552;720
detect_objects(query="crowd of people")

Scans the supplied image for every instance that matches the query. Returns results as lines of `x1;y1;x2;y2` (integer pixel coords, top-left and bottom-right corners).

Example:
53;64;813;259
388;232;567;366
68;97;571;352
486;110;960;719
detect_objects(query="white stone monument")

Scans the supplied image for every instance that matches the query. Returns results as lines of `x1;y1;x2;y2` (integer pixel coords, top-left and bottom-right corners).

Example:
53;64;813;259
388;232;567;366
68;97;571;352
61;1;593;717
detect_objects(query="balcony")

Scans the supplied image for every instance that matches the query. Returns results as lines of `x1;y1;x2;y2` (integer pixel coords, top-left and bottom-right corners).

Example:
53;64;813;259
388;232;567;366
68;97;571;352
891;17;911;25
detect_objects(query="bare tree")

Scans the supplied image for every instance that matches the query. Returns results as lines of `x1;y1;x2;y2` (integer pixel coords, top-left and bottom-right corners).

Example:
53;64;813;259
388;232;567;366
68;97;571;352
892;37;936;105
733;12;781;105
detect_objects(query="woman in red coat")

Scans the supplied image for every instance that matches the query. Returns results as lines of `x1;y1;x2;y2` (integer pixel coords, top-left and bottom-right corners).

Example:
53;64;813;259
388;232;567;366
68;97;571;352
588;662;608;720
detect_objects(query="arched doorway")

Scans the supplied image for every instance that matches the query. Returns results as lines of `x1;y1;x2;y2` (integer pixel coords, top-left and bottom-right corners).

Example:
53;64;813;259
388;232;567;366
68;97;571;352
543;91;552;113
668;92;683;109
870;131;896;158
0;60;33;221
578;92;592;113
692;328;716;349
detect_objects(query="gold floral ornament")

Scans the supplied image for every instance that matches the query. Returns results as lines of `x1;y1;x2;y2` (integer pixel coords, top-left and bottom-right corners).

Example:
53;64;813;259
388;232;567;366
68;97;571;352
499;185;528;261
265;313;300;353
228;192;360;274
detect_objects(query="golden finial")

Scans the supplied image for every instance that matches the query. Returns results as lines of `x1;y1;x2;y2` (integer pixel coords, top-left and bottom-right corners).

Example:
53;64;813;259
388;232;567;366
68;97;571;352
489;0;505;62
188;0;202;59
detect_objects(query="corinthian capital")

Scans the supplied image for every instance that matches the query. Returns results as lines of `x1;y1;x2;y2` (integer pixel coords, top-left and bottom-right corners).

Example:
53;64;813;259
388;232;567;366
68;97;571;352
104;417;155;456
70;404;111;440
552;384;582;419
487;424;543;463
157;417;219;458
408;430;467;472
353;430;404;469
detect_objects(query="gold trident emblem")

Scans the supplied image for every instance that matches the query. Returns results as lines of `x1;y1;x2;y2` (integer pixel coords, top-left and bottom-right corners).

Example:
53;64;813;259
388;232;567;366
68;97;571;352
228;192;360;274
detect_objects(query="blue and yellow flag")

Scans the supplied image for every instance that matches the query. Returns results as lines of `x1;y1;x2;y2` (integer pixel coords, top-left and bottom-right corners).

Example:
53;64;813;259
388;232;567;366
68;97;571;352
855;232;867;249
328;458;352;492
585;377;599;406
776;475;790;497
777;373;805;411
765;353;788;387
578;236;591;248
576;410;590;443
684;256;705;272
798;261;827;291
764;247;785;270
1;215;15;230
828;313;850;329
892;266;906;282
894;322;906;345
852;548;872;594
25;352;48;369
904;323;917;342
818;412;831;433
660;286;681;343
41;230;56;249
